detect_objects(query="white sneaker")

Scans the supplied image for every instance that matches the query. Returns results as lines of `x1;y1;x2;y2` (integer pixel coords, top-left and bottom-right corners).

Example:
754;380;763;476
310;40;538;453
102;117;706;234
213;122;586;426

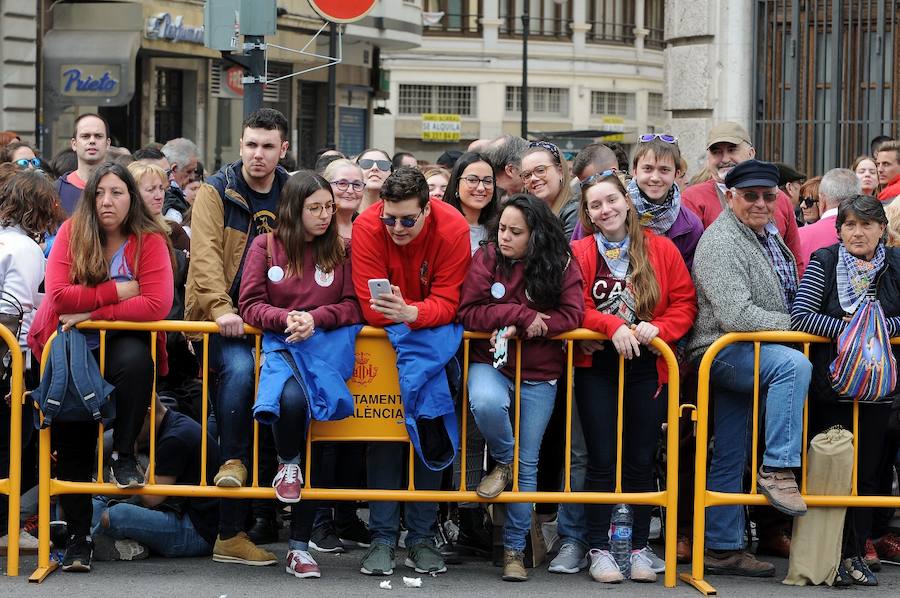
548;542;588;573
644;546;666;573
0;530;39;554
285;549;321;579
629;547;658;582
588;549;624;583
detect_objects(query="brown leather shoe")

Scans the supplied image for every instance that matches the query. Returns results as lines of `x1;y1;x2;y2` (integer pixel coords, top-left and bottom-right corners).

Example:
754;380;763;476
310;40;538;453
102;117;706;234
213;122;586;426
676;533;692;563
756;528;791;559
704;549;775;577
476;463;512;499
757;466;807;517
502;549;527;582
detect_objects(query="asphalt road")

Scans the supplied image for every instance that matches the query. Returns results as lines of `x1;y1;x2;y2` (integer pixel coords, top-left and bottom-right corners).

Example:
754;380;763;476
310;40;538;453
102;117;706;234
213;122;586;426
3;543;898;598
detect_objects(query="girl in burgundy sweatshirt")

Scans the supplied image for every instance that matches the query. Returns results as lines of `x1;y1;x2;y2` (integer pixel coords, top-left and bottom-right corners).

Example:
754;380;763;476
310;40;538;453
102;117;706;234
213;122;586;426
238;171;362;580
571;171;696;584
457;194;584;581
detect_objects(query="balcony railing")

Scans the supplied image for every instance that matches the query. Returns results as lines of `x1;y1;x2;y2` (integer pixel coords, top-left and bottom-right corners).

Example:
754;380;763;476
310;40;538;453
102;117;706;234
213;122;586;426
499;17;572;41
586;20;635;45
423;12;483;36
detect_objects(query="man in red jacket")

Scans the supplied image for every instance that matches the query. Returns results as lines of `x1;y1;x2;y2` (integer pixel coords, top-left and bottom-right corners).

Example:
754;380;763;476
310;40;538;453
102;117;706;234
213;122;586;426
683;122;805;274
351;167;471;577
876;140;900;204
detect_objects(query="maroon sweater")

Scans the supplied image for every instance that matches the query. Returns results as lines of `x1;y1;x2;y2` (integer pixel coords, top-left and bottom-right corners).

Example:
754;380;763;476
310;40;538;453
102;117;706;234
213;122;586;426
458;244;584;381
238;233;362;332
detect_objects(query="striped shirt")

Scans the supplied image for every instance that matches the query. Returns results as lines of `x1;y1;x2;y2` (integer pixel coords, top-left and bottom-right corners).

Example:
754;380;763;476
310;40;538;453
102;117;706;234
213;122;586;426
790;253;900;337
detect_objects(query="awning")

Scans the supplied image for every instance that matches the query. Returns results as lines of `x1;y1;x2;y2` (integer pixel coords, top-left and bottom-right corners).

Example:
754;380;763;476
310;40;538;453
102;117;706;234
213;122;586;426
43;29;141;108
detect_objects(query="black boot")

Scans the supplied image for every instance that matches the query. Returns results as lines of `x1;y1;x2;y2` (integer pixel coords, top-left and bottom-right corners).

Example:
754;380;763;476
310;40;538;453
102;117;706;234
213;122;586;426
455;507;492;559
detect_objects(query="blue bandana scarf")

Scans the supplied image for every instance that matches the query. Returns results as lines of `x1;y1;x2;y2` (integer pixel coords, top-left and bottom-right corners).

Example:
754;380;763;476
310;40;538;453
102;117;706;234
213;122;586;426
594;232;630;279
837;243;885;313
626;178;682;235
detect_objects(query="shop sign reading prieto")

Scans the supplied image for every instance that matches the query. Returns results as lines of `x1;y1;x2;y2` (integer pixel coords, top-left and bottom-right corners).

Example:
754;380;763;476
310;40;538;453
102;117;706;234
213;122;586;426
59;65;121;96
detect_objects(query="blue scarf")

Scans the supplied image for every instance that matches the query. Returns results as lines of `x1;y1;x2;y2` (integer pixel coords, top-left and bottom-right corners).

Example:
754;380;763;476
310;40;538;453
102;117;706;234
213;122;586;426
594;232;630;279
837;243;885;313
626;178;682;235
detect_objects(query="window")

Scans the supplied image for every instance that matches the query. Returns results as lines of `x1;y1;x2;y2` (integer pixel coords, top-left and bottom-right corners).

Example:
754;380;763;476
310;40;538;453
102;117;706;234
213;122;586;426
424;0;482;36
587;0;635;45
398;84;477;116
648;93;664;120
499;0;571;39
591;91;636;119
645;0;665;50
505;86;569;116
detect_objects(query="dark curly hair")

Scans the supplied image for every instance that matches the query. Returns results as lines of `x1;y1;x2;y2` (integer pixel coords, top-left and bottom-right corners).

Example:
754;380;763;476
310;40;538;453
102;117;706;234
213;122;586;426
487;193;572;310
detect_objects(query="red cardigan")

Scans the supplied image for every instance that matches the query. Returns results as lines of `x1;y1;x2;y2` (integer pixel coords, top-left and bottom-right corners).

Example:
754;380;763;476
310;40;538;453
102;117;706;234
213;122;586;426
571;230;697;382
28;220;174;372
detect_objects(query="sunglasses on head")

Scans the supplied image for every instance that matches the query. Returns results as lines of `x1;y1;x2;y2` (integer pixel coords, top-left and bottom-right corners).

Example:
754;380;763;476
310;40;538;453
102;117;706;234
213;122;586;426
639;134;677;144
379;210;424;228
358;158;392;171
15;158;41;169
581;169;619;187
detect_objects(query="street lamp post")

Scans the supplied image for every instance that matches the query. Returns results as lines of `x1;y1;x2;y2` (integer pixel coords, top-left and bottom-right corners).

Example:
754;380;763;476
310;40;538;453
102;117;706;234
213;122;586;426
521;4;529;138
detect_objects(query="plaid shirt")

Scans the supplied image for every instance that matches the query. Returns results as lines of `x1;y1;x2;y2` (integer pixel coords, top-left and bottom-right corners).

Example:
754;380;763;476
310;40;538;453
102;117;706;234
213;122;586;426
755;222;798;308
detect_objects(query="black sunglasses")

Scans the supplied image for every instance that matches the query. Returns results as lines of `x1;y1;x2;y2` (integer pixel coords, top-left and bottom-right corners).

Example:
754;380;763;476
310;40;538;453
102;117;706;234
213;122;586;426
799;196;817;208
358;158;392;171
380;210;424;228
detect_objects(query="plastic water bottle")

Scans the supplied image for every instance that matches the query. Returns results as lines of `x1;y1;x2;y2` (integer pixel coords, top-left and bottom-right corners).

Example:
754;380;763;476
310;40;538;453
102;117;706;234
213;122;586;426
609;503;633;577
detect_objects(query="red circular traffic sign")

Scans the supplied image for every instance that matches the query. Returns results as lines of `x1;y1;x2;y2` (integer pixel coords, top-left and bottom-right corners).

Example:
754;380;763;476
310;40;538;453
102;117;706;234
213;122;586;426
308;0;377;22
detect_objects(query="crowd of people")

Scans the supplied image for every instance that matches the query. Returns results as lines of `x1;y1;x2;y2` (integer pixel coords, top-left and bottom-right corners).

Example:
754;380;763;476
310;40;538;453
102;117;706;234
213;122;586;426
0;114;898;588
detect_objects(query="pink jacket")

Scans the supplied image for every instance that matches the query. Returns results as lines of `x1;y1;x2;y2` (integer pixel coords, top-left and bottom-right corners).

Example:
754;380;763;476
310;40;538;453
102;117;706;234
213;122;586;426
798;212;839;267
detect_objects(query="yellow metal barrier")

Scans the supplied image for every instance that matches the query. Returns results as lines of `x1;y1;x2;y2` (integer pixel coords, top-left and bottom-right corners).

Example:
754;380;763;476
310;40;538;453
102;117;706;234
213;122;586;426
0;324;25;576
681;332;900;595
28;321;682;587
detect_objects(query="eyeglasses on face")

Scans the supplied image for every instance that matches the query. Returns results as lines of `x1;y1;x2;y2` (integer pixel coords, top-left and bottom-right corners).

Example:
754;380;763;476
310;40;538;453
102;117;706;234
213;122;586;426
380;210;424;228
358;158;392;171
304;202;337;216
639;134;678;144
736;190;779;203
581;169;619;187
15;158;41;169
462;175;495;188
519;164;556;183
331;179;365;192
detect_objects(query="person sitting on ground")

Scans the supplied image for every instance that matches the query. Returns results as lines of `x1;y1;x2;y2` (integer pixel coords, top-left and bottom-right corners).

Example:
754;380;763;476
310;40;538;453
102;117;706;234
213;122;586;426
239;171;362;580
458;194;584;582
687;159;812;578
572;171;696;584
90;393;220;560
791;194;900;586
27;162;174;573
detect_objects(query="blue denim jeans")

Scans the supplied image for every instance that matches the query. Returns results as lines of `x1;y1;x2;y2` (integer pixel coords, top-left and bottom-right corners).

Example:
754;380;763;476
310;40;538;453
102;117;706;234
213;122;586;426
207;335;256;465
91;497;212;557
555;401;588;548
705;342;812;550
467;363;557;552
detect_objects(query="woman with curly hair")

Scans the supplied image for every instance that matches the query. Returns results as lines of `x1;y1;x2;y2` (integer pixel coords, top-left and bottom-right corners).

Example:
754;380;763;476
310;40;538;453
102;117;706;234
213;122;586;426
458;193;584;581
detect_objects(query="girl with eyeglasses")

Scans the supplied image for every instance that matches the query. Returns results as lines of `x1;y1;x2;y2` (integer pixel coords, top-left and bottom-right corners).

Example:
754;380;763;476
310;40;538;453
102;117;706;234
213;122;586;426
519;141;579;237
323;158;365;240
445;152;500;255
458;194;584;582
797;176;823;225
238;170;362;580
355;148;393;213
571;171;696;583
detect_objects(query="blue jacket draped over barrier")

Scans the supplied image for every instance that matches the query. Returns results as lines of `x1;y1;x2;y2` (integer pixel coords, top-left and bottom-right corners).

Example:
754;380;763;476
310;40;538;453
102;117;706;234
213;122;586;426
32;328;114;429
385;323;462;471
254;325;363;425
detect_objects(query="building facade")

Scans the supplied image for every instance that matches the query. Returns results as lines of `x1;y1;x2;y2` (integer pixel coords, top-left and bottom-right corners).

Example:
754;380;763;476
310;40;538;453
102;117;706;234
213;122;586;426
378;0;667;162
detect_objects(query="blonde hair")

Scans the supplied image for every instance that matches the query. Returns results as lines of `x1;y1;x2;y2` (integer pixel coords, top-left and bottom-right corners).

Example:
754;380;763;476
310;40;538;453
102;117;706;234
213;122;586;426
127;161;171;233
579;172;660;320
322;158;363;182
884;200;900;248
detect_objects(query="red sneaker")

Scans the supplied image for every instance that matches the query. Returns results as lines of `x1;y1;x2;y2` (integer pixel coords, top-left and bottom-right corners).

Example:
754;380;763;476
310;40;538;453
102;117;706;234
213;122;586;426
874;532;900;563
273;463;302;503
285;549;321;579
864;538;882;571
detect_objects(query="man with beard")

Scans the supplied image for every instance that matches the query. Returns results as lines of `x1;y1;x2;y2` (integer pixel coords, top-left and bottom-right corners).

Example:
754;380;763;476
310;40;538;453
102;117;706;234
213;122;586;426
683;122;804;273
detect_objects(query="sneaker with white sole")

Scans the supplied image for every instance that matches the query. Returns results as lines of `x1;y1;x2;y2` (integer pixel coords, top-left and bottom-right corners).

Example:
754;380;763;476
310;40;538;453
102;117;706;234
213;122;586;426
548;542;588;573
273;463;302;503
93;535;149;561
629;547;658;582
589;548;624;583
285;549;321;579
644;546;666;574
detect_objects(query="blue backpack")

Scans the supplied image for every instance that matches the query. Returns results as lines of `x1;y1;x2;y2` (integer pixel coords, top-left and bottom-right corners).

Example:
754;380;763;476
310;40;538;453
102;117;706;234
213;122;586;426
31;328;114;429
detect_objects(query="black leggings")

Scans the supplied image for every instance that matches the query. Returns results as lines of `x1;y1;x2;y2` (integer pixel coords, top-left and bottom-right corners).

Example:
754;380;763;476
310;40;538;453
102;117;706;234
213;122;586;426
52;332;153;537
575;348;666;550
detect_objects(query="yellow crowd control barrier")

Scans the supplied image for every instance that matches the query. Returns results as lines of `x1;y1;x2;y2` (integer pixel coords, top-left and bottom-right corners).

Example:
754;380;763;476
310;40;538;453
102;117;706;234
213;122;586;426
682;332;900;596
0;324;25;577
26;321;682;587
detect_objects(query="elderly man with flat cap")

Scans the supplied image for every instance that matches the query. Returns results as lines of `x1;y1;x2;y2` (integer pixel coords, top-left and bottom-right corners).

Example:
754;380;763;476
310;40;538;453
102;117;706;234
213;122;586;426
686;159;812;578
683;122;805;273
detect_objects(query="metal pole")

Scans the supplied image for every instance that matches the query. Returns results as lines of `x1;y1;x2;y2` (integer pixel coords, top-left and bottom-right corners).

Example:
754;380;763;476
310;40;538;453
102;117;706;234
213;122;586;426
326;21;337;148
521;4;529;138
243;34;265;118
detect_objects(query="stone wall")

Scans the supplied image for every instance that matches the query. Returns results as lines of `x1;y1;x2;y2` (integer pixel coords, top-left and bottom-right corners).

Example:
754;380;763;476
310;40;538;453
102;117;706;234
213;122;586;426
0;0;38;140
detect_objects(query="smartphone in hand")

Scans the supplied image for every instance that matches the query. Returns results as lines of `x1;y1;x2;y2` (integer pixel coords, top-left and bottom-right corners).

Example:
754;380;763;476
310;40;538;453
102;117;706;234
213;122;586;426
368;278;392;299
